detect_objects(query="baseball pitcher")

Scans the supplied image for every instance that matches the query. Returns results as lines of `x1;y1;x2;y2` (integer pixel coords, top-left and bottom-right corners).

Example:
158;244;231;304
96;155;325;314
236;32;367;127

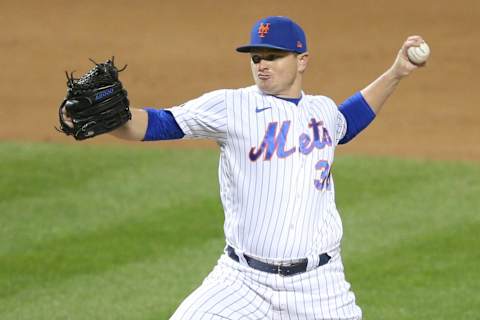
58;16;427;319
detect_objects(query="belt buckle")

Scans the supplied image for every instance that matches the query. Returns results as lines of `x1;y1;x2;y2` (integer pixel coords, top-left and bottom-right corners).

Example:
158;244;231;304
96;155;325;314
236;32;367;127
277;262;293;277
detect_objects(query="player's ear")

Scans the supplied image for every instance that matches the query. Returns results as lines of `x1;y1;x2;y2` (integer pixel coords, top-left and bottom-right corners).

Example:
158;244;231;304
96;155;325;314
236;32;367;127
297;53;309;73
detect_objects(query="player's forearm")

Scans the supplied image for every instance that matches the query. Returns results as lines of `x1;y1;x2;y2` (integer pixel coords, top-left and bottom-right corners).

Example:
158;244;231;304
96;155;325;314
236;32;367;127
110;108;148;141
360;68;402;114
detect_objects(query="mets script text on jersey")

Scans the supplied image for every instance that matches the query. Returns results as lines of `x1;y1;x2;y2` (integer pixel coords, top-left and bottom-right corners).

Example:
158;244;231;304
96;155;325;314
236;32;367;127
249;118;332;161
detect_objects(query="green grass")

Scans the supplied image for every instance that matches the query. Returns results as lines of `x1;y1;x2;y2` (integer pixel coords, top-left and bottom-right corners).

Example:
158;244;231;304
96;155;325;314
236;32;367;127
0;142;478;319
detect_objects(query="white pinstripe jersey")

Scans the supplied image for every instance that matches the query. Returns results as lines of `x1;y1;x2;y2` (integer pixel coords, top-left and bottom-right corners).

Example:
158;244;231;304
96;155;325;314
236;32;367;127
169;85;347;262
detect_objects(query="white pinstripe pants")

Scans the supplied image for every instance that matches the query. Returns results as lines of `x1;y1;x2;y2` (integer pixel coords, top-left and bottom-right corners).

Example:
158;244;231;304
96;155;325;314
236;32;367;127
170;253;362;320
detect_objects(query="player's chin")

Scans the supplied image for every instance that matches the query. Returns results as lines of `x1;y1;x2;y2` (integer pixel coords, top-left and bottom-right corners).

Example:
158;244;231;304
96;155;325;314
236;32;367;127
255;80;276;95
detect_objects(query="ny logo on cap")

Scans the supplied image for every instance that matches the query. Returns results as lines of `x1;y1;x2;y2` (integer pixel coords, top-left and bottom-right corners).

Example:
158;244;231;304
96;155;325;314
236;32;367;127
258;23;270;38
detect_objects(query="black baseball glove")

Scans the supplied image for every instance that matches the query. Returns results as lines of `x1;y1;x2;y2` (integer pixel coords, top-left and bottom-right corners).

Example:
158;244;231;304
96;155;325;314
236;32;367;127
57;57;131;140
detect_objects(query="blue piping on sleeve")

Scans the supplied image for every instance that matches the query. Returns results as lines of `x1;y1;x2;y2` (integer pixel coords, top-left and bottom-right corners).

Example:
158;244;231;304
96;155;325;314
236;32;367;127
142;108;185;141
338;92;376;144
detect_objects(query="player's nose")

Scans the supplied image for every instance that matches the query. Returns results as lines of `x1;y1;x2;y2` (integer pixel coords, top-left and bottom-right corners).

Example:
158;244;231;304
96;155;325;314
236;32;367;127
257;59;269;71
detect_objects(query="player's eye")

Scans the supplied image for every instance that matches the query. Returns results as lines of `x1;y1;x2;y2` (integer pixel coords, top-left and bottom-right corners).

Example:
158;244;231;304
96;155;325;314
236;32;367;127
251;54;283;64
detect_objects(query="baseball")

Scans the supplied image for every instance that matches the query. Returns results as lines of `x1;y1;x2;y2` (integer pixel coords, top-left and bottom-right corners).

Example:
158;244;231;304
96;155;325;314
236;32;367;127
407;41;430;65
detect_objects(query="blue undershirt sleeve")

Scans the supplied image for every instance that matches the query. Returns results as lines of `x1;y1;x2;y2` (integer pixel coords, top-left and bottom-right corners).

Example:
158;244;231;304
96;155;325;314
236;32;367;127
142;108;185;141
338;92;376;144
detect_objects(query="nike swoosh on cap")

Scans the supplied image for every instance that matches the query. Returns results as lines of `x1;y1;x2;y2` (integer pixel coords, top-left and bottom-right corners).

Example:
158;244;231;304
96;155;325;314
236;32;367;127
255;106;272;113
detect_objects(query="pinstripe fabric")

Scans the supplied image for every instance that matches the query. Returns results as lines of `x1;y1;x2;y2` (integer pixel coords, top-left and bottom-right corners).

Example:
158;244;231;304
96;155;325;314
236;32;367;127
170;254;361;319
168;85;361;319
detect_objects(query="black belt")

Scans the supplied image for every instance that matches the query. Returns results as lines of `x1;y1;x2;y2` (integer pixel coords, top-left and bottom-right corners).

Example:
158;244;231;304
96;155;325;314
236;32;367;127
226;245;331;277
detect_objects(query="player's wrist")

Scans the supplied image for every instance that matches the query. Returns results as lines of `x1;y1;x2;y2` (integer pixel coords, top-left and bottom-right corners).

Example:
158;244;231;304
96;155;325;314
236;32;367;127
386;65;405;82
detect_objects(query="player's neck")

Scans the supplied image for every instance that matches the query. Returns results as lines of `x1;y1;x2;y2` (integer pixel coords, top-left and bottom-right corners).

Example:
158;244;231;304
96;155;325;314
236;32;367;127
275;78;303;99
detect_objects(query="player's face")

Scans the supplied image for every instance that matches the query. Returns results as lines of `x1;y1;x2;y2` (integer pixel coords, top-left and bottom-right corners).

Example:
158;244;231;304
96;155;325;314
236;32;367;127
250;49;308;98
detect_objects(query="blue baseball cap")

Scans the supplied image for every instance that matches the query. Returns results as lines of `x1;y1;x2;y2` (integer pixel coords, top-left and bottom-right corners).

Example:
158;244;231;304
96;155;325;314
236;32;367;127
236;16;307;53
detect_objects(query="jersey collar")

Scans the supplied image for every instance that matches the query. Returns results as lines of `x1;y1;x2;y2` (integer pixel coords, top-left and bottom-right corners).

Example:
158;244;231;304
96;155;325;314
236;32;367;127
252;85;305;106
